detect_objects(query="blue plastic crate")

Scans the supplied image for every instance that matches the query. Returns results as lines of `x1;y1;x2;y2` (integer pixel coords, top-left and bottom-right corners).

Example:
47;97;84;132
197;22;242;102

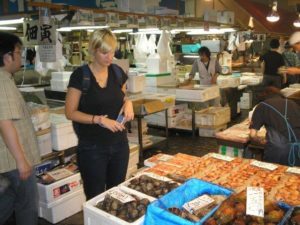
144;178;233;225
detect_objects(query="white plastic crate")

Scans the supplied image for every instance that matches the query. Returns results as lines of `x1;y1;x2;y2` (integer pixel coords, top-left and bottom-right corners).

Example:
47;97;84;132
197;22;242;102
37;172;82;203
36;128;52;157
195;107;230;127
39;188;85;224
198;124;227;137
176;85;220;102
127;73;145;93
83;187;155;225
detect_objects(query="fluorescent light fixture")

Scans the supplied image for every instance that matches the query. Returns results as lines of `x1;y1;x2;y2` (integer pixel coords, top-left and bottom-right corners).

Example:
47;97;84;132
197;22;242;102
57;25;109;32
266;1;280;22
0;26;17;30
0;17;24;25
183;55;199;58
294;14;300;28
186;28;236;35
129;28;162;35
112;29;132;34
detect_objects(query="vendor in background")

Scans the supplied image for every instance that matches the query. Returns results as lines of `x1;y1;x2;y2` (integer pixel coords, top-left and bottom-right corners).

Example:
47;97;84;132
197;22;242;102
65;29;134;200
260;39;285;89
282;41;300;85
286;31;300;76
249;86;300;166
187;46;221;85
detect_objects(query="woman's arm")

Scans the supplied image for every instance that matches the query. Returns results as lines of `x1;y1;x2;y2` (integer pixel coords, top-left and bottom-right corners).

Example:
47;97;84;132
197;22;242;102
122;84;134;122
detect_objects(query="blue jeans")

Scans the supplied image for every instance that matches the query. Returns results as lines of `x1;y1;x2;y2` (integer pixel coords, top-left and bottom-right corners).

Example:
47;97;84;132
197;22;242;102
77;140;129;200
0;170;38;225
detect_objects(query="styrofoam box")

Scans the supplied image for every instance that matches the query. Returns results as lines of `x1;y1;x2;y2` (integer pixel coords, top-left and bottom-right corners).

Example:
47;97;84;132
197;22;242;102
50;79;69;91
218;145;244;158
51;71;72;81
50;114;78;150
195;107;230;127
176;85;220;102
36;128;52;157
217;76;240;88
83;186;155;225
239;101;252;110
127;73;145;93
145;73;176;86
38;172;82;203
39;188;85;224
198;124;227;137
143;86;176;95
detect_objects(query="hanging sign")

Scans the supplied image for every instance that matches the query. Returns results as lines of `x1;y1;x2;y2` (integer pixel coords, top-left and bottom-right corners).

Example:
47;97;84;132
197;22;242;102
23;20;56;45
38;44;56;62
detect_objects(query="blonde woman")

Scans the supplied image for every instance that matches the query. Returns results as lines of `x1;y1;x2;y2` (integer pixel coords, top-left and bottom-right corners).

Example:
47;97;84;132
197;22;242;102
65;29;134;200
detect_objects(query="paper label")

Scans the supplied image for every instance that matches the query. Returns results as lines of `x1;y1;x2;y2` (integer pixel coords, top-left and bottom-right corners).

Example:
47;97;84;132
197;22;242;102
183;195;215;214
251;161;278;171
211;153;234;162
246;187;264;218
108;189;135;204
158;154;174;162
286;167;300;175
47;168;74;181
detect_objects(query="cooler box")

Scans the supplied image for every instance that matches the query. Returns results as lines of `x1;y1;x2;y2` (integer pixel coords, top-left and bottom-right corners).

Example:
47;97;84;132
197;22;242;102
50;114;78;150
176;85;220;102
39;188;85;224
36;128;52;156
38;172;82;203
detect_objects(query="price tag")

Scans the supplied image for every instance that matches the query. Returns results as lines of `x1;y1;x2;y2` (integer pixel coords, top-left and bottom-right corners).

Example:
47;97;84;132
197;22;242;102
286;167;300;175
108;189;135;204
246;187;264;218
250;161;278;171
211;153;234;162
183;195;215;214
47;168;74;181
158;154;174;162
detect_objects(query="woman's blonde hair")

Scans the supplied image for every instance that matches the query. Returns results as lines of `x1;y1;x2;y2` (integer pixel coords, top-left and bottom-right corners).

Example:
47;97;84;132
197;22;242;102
88;29;117;57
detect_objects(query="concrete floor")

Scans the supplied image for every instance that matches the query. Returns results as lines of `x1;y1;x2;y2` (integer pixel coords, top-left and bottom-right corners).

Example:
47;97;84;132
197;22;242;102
6;111;247;225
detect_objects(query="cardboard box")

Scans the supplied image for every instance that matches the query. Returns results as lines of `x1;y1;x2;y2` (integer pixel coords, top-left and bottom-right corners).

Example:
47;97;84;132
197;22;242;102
196;107;231;127
132;99;165;115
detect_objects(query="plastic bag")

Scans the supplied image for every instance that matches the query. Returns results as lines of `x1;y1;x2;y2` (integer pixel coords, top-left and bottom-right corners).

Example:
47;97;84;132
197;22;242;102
144;178;233;225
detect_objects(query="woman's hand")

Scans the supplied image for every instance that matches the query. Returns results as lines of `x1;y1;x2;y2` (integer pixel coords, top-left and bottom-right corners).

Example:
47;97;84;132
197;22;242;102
99;116;125;133
123;100;134;122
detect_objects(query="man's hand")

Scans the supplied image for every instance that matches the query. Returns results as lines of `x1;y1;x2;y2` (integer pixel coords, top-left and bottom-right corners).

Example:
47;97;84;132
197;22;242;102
16;157;32;180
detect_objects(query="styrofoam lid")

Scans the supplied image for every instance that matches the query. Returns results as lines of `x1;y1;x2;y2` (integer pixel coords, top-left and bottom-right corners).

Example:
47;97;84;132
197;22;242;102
50;114;72;128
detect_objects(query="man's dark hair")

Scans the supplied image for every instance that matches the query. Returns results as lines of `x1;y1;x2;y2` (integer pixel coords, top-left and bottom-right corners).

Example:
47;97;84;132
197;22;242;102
270;38;280;49
198;46;211;58
0;31;23;67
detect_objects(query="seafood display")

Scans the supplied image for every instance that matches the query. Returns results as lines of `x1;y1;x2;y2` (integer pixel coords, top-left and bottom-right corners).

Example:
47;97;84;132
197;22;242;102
96;193;150;223
168;195;227;222
126;174;179;198
204;192;287;225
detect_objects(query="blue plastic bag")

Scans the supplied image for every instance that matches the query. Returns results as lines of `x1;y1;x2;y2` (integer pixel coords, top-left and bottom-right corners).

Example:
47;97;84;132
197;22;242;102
144;178;233;225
